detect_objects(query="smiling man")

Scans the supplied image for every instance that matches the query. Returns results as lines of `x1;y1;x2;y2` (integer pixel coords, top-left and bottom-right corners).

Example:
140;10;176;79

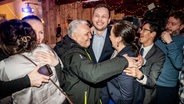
124;21;165;104
87;4;114;104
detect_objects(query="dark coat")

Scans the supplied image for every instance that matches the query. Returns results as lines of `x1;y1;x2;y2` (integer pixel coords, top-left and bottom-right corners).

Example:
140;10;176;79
141;44;165;104
107;46;145;104
87;26;114;63
54;35;129;104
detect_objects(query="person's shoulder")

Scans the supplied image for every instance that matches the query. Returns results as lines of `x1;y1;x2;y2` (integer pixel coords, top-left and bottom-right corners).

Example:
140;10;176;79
35;43;52;51
173;34;184;44
154;44;164;53
3;54;23;64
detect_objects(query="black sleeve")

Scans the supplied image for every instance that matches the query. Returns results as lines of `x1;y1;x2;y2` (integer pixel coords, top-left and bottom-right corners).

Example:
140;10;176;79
55;63;64;87
0;75;30;99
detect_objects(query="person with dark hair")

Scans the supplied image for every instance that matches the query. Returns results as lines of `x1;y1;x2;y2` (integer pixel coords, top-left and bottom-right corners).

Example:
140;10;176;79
22;15;42;22
56;24;61;38
88;4;112;63
54;20;139;104
0;15;64;102
87;4;115;103
103;20;144;104
124;21;165;104
0;17;49;101
0;19;66;104
155;11;184;104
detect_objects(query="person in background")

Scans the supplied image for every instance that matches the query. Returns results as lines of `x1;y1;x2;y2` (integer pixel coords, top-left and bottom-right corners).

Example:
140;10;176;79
105;20;145;104
155;11;184;104
54;20;139;104
179;45;184;104
0;19;66;104
124;21;165;104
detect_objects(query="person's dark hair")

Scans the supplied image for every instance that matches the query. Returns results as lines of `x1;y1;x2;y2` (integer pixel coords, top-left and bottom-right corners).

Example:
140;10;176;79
113;20;139;56
93;4;110;18
0;19;37;56
22;15;42;22
142;21;164;40
86;20;92;28
169;11;184;25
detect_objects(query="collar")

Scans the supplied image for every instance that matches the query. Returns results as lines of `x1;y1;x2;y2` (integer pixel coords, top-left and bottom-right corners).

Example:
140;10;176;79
93;28;107;39
141;44;154;57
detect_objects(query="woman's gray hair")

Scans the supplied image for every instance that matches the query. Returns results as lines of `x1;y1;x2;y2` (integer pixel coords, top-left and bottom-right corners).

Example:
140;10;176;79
68;20;88;38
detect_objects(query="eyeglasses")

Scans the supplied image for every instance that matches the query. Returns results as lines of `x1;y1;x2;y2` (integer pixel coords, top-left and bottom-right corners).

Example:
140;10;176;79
140;27;153;32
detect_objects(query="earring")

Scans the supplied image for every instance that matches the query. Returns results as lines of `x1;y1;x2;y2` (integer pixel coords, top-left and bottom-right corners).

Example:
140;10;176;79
117;42;119;47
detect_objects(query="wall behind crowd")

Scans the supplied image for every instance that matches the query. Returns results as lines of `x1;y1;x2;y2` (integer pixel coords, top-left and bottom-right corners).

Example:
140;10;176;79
42;0;125;44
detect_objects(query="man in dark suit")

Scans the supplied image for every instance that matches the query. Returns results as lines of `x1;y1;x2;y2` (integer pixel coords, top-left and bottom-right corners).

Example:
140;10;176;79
87;4;114;103
87;4;113;63
124;21;165;104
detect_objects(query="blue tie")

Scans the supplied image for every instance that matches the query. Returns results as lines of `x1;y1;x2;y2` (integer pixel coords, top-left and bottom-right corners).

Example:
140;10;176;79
140;48;144;56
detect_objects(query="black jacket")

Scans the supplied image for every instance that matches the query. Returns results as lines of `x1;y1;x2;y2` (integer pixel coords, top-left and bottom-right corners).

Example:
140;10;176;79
87;26;114;63
107;46;145;104
54;35;129;104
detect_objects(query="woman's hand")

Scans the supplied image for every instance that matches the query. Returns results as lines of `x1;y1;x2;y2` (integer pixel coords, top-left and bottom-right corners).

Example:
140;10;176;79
35;50;59;66
28;66;50;87
124;67;143;79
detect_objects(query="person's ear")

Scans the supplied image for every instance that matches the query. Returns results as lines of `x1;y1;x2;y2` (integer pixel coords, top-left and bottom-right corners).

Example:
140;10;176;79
108;17;111;24
71;33;77;41
151;31;156;38
116;36;122;43
180;24;184;31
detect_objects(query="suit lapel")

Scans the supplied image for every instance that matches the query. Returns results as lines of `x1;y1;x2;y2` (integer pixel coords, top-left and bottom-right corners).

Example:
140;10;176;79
145;45;156;60
87;26;114;63
98;26;114;62
87;36;97;63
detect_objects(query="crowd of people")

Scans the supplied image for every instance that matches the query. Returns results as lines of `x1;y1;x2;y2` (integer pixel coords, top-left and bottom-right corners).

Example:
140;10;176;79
0;3;184;104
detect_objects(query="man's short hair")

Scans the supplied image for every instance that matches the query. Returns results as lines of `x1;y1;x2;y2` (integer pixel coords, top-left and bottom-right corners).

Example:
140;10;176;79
68;20;88;38
93;4;110;18
22;15;42;22
170;11;184;25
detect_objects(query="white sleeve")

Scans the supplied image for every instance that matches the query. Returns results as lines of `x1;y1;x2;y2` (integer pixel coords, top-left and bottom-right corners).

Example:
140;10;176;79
136;74;147;85
0;60;9;81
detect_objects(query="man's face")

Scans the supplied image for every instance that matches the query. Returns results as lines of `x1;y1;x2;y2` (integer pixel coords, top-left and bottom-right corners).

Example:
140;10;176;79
26;20;44;44
139;23;155;46
166;17;184;35
92;7;110;32
72;24;92;48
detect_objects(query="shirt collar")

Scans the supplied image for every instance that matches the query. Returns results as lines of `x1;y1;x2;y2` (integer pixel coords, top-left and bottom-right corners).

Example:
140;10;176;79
141;43;154;57
94;28;107;39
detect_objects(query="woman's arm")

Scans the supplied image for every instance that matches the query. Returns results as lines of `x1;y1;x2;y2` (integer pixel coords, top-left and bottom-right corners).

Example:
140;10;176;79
0;66;49;99
0;75;30;99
